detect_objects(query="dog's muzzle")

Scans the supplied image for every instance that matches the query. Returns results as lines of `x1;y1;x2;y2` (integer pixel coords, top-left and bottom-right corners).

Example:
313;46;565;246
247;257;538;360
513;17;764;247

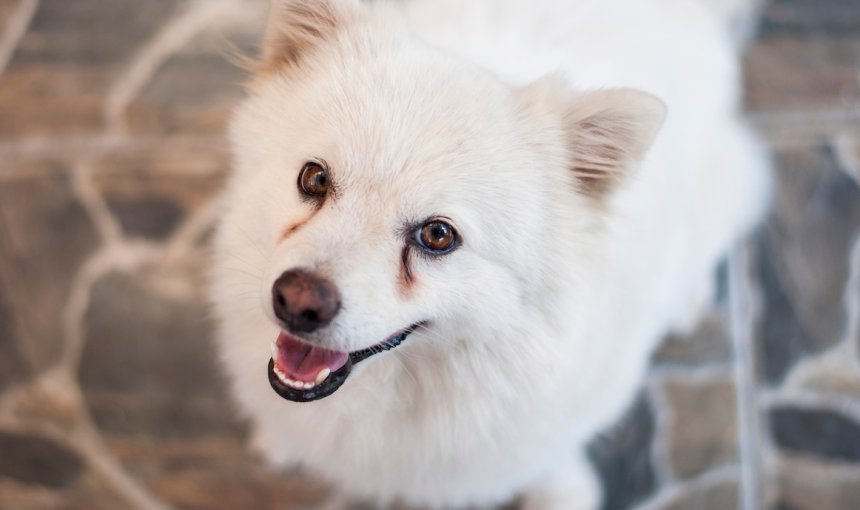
268;324;423;403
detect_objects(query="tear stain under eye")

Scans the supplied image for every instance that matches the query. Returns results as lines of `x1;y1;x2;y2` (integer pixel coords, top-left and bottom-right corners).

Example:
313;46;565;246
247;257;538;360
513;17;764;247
398;245;416;297
281;189;330;242
279;217;310;243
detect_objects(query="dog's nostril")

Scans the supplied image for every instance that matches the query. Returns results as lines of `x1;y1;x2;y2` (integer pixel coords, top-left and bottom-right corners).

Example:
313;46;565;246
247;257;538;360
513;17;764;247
271;268;341;333
300;309;318;323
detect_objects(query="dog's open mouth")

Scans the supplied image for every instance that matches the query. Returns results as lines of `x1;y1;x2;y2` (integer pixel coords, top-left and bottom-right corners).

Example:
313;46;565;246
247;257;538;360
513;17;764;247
267;323;422;402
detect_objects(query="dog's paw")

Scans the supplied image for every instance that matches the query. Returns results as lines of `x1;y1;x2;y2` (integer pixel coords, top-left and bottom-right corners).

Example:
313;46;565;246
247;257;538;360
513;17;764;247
520;454;601;510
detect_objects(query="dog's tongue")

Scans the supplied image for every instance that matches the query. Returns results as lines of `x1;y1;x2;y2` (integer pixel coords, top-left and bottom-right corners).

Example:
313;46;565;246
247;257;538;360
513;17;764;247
274;332;349;382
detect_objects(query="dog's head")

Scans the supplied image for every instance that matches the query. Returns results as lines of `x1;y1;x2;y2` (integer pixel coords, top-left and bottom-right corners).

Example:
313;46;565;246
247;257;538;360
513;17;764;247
213;0;665;402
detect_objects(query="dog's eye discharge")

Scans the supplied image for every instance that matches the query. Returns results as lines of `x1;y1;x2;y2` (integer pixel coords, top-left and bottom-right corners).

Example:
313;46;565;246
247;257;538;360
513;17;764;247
417;220;457;253
298;162;329;197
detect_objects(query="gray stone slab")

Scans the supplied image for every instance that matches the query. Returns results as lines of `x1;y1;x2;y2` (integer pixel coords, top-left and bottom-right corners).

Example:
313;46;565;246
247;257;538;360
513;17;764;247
126;52;247;136
91;150;226;241
588;393;657;510
770;406;860;463
14;0;178;66
79;264;241;439
759;0;860;39
0;0;178;137
0;431;83;488
754;145;860;384
0;171;99;376
0;268;31;390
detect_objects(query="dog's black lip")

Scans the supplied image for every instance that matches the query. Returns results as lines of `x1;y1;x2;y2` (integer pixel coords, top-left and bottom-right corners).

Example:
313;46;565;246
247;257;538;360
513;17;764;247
268;357;351;403
267;322;424;403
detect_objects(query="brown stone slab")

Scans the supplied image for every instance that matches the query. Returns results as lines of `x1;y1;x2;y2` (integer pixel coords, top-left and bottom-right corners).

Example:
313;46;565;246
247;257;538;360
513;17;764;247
744;37;860;114
664;377;738;479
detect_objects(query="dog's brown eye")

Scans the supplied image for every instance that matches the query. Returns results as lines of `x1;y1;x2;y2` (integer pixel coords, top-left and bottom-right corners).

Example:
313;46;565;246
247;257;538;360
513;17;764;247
298;162;329;197
417;220;457;254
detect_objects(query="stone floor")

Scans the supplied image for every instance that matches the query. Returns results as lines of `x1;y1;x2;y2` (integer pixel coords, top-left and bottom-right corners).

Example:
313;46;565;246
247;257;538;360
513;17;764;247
0;0;859;509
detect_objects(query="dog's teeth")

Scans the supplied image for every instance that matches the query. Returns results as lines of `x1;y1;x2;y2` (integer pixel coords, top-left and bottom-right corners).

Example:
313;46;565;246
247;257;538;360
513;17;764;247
270;342;278;361
278;374;314;391
315;368;330;384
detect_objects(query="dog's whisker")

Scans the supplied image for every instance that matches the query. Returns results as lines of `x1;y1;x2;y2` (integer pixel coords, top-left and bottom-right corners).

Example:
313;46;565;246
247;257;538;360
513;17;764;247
221;266;265;281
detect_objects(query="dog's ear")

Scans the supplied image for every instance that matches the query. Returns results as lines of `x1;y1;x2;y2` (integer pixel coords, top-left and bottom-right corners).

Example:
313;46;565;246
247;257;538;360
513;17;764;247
520;80;666;199
259;0;356;74
562;89;666;198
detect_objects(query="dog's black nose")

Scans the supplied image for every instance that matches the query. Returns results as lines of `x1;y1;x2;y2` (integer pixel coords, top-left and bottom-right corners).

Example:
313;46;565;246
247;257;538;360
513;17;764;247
272;269;341;333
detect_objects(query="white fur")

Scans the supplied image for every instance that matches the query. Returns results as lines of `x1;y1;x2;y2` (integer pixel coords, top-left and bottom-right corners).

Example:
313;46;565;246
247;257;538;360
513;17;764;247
210;1;770;508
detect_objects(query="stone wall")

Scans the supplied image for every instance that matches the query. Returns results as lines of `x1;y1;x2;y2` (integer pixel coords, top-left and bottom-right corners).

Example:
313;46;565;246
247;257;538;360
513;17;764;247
0;1;858;509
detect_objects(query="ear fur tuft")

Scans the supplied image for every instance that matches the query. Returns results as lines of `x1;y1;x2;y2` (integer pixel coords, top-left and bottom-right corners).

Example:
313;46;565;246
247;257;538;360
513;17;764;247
519;79;666;199
258;0;347;75
565;89;666;197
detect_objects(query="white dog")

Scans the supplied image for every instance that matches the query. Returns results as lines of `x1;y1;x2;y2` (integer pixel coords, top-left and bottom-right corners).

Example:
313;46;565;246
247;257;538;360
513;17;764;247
210;1;770;508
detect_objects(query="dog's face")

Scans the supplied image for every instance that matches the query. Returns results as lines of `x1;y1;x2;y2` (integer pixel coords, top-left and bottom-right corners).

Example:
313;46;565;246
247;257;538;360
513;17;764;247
212;0;665;402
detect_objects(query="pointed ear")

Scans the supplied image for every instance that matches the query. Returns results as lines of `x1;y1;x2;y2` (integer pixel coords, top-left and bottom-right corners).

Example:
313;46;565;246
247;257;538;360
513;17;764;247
259;0;354;74
563;89;666;197
520;79;666;199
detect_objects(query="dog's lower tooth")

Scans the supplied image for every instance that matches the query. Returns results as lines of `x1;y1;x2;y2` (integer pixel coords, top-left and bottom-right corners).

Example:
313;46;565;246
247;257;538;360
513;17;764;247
315;368;330;384
304;382;313;389
270;343;278;360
